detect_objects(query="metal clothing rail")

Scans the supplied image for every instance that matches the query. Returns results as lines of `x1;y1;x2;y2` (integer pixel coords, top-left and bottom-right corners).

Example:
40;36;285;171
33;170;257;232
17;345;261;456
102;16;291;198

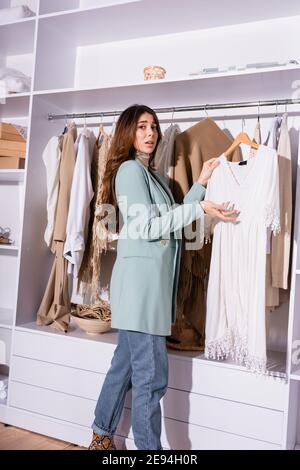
47;98;300;120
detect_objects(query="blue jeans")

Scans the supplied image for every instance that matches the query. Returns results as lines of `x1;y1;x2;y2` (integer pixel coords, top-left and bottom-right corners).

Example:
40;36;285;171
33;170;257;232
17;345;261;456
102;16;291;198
92;330;168;450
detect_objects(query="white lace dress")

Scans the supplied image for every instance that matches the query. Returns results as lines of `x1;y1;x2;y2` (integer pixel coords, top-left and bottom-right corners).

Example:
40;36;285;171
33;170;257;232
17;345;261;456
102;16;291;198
204;145;280;374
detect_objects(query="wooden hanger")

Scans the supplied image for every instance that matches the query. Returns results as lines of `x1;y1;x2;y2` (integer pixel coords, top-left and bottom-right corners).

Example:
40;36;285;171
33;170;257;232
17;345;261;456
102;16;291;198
224;132;259;158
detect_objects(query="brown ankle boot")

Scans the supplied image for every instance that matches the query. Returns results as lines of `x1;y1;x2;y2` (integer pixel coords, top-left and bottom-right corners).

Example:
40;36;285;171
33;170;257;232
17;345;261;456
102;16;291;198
88;432;116;450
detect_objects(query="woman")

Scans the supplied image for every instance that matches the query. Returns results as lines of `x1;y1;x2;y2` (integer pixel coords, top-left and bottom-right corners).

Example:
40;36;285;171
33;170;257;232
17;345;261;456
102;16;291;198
89;104;238;451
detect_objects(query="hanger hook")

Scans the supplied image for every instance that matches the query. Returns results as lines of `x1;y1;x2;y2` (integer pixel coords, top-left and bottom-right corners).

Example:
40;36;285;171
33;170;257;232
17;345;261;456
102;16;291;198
285;102;288;113
275;101;278;117
242;118;245;133
257;101;260;122
204;104;209;117
171;107;175;123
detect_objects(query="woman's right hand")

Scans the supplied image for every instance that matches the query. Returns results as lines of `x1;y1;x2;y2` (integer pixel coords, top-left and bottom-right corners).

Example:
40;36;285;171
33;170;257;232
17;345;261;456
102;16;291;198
197;158;220;187
200;201;240;223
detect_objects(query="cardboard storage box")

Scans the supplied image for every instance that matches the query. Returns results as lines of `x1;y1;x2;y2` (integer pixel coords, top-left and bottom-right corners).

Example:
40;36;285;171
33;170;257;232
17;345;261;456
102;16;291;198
0;139;26;158
0;123;26;142
0;157;25;169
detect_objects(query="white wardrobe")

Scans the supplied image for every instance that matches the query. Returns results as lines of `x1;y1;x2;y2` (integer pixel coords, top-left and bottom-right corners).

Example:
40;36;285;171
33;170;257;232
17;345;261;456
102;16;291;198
1;0;300;450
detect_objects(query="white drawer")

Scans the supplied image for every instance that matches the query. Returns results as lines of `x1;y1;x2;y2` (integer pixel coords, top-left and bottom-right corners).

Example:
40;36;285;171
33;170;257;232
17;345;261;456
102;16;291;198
9;374;283;445
10;356;105;400
118;408;281;450
168;354;286;410
13;330;286;412
162;387;283;444
13;329;116;373
9;381;95;427
9;381;281;450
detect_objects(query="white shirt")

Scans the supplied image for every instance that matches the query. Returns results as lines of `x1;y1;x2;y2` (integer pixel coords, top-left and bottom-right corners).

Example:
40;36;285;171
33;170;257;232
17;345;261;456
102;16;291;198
64;129;96;278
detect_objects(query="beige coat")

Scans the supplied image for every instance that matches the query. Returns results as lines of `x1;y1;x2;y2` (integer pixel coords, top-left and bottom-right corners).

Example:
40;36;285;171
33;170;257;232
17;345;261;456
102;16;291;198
37;124;77;331
271;113;292;290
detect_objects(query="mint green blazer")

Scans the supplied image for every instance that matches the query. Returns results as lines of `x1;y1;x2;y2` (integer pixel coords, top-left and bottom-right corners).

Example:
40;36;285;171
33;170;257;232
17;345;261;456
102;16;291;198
110;158;206;336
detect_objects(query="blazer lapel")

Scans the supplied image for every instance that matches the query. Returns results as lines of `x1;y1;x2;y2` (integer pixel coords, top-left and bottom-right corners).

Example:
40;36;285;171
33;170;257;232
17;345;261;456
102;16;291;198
149;169;175;206
135;158;175;207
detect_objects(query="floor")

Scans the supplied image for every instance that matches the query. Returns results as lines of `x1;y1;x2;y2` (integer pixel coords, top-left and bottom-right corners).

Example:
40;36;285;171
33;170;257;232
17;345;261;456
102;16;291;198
0;423;86;450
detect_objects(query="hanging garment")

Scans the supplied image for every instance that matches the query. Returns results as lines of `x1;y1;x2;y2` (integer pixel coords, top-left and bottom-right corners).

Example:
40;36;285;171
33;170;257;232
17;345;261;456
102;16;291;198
249;121;279;309
53;123;77;242
250;121;261;157
43;135;63;247
264;116;282;148
64;129;95;272
169;118;241;350
264;118;283;308
204;145;280;374
78;126;112;301
271;113;292;289
37;124;77;332
64;129;96;301
154;124;181;186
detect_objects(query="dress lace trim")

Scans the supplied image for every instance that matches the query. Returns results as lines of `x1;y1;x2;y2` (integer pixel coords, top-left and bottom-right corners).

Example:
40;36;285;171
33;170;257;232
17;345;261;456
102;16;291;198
205;329;267;375
265;206;280;235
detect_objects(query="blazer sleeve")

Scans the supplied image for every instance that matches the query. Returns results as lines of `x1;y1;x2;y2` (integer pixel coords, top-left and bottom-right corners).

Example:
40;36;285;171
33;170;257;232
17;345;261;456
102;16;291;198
116;161;205;240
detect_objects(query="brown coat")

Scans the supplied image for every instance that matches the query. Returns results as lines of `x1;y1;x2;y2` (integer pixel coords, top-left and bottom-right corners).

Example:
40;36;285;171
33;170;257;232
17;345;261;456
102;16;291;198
170;118;240;349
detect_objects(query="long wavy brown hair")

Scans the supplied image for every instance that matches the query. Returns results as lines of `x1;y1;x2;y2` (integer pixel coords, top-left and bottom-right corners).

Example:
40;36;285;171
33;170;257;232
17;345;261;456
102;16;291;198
101;104;162;231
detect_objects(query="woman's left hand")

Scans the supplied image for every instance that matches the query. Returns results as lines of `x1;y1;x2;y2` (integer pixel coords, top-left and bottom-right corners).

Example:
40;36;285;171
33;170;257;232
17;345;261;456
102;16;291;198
200;201;240;223
197;158;220;187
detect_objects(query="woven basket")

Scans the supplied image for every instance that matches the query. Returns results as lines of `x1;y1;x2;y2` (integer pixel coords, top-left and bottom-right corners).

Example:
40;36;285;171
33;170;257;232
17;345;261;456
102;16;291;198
71;314;111;334
143;65;166;80
71;302;111;334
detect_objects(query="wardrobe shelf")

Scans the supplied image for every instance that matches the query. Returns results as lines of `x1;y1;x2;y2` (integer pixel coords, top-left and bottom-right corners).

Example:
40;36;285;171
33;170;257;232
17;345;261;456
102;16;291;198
15;322;119;345
0;170;25;183
0;308;14;329
34;66;300;116
0;245;19;252
37;0;300;40
34;64;300;93
38;0;140;19
3;92;32;99
0;324;12;330
0;16;36;28
0;95;30;120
